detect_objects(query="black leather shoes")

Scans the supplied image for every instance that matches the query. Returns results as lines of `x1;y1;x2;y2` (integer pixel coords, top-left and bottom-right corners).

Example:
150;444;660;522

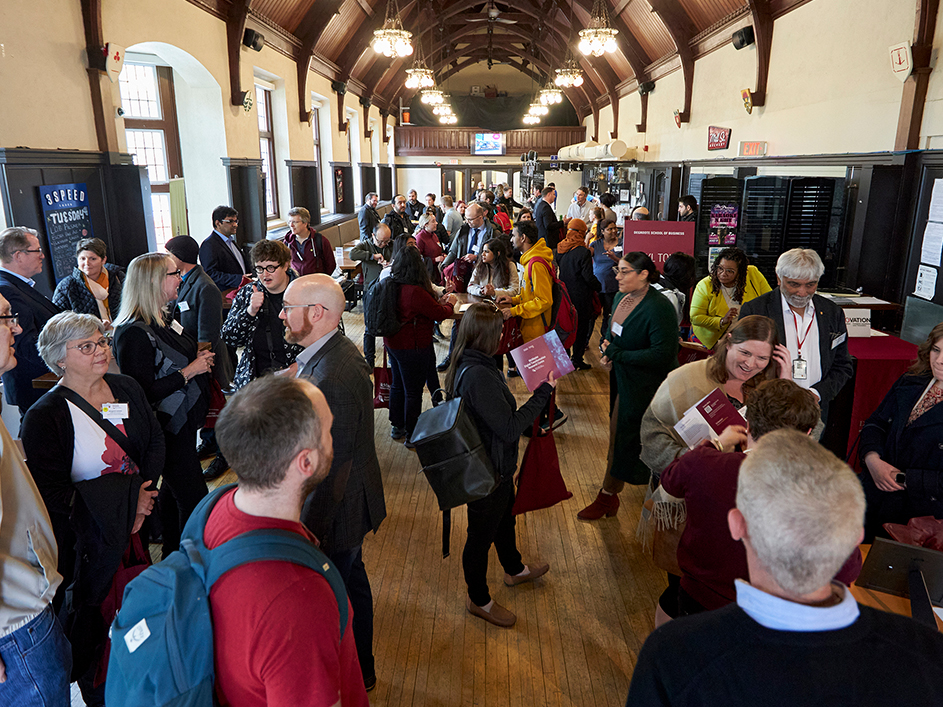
436;357;451;372
202;454;230;481
196;440;218;459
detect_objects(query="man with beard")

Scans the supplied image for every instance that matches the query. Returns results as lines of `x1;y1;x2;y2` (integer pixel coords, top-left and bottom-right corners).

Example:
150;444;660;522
207;376;369;706
358;192;380;242
740;249;852;427
382;194;412;238
279;274;386;693
405;189;424;223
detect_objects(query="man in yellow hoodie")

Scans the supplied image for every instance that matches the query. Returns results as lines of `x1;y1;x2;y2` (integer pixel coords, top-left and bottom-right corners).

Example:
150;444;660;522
498;220;566;432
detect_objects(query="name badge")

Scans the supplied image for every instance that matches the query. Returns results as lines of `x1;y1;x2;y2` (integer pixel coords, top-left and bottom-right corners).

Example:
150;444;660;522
102;402;129;420
611;321;623;337
831;332;847;349
170;319;184;336
792;358;808;380
178;300;190;312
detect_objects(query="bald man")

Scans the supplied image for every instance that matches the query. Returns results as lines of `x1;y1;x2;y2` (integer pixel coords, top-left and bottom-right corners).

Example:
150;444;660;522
280;274;387;692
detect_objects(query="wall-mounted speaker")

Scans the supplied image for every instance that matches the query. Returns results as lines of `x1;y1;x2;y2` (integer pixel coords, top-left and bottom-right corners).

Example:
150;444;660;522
732;26;755;50
638;81;655;95
242;29;264;52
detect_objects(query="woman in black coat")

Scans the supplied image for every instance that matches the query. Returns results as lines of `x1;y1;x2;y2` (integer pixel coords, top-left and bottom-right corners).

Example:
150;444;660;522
445;303;554;628
556;218;601;369
859;322;943;540
52;237;124;326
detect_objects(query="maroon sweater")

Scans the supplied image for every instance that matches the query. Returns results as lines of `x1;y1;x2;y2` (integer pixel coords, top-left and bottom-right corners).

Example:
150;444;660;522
384;283;453;350
661;443;862;611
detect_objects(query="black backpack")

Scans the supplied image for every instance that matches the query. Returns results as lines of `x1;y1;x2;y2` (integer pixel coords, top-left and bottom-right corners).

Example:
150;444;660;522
363;276;402;338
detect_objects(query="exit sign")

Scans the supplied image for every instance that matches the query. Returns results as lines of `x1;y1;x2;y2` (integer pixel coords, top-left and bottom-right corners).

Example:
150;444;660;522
449;159;460;165
738;141;768;157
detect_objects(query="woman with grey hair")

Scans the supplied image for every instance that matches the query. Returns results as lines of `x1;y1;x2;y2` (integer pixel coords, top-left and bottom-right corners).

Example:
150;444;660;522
51;237;125;326
22;311;163;705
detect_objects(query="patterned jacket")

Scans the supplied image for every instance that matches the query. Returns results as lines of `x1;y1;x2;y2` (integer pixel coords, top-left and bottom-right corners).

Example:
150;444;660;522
220;272;303;390
52;263;125;320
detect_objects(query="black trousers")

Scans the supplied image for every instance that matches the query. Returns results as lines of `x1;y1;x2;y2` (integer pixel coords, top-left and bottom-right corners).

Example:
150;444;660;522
159;423;208;557
330;545;375;682
387;345;435;435
463;480;525;607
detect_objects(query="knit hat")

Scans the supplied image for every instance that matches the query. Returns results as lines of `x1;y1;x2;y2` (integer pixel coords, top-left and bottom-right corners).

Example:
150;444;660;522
165;235;200;265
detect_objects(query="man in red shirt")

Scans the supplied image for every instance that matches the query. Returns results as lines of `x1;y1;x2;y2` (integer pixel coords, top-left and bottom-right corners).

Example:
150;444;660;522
284;207;337;276
209;376;369;707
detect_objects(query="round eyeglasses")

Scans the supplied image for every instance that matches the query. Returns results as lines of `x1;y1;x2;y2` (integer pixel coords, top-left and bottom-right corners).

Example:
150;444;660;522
68;337;110;355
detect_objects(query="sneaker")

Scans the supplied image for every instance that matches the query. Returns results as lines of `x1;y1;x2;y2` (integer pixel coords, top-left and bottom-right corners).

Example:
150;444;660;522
507;367;520;378
391;426;407;440
436;356;451;372
571;359;592;371
363;675;377;692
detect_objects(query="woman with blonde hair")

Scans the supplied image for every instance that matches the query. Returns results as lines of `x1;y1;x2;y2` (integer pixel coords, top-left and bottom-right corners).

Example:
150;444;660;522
113;253;215;557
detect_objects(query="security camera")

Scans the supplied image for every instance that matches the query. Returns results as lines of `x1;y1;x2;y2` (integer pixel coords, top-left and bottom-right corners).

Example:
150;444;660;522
116;106;125;118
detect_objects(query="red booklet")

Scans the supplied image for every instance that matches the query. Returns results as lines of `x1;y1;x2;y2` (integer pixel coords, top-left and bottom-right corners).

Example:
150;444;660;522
509;330;575;391
695;388;743;435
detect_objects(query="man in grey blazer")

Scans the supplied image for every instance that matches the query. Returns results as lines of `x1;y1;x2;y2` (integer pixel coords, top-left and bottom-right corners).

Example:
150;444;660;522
280;274;387;693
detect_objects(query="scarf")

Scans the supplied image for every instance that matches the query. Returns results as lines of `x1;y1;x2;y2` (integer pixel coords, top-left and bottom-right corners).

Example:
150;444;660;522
557;218;588;254
84;270;111;322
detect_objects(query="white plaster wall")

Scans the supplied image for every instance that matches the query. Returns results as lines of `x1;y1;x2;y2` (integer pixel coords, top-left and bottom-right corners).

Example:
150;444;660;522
0;0;99;150
395;167;440;200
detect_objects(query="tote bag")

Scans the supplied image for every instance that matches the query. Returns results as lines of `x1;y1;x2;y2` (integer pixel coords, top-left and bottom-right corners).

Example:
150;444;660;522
512;392;573;515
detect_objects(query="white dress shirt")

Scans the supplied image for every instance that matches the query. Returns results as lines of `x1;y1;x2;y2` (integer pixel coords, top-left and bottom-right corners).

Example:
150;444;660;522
781;292;821;393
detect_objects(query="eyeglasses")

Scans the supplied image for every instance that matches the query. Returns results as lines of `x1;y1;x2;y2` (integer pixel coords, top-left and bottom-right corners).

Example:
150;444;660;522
0;314;19;328
166;270;182;278
612;267;641;276
220;218;238;224
254;264;284;274
18;249;42;255
281;303;329;312
68;337;110;355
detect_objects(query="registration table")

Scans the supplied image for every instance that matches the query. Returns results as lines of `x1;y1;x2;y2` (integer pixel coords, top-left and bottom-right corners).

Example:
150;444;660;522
851;544;943;631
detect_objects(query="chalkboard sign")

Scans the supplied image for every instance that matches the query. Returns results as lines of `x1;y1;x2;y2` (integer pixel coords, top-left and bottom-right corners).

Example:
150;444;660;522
38;183;94;282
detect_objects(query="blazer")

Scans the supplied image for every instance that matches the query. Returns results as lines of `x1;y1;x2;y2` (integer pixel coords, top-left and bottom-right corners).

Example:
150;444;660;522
442;221;495;268
173;265;233;389
740;288;853;414
534;198;560;250
199;232;248;291
51;263;125;321
0;270;61;411
358;204;380;241
298;331;386;553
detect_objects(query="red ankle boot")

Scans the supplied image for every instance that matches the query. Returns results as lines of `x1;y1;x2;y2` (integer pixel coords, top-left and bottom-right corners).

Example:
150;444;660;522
577;490;620;521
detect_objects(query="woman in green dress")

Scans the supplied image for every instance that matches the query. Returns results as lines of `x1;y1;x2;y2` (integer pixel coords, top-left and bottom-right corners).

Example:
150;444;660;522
577;252;680;521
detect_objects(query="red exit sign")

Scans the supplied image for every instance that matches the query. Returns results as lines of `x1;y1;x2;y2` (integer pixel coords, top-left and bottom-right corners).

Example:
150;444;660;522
738;140;768;157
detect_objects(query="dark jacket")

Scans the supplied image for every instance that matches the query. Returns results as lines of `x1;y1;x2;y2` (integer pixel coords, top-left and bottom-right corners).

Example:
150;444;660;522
442;221;495;268
534;198;560;250
0;270;61;411
557;245;601;314
51;263;125;320
221;275;303;390
358;204;380;241
405;199;424;222
383;210;412;238
298;331;386;553
455;349;551;480
172;264;233;389
283;225;336;276
199;231;248;291
350;239;393;286
740;288;853;418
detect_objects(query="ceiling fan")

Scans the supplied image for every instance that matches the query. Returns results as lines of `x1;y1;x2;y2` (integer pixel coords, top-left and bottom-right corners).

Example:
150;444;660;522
468;1;517;24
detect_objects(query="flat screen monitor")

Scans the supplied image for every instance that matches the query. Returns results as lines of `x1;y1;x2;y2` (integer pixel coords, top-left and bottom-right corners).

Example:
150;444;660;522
473;133;505;156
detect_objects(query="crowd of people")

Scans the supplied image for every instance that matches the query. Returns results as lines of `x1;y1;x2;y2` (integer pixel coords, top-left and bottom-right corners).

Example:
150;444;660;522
2;182;943;706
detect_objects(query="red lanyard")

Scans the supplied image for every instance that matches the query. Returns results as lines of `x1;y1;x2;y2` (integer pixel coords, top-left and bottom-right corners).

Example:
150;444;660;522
791;309;814;358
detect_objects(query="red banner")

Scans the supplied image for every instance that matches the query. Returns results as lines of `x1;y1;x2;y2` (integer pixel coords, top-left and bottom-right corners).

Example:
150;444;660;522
622;221;695;266
708;125;732;151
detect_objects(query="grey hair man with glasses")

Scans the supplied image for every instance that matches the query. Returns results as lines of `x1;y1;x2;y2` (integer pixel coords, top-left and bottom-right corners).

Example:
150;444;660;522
0;226;61;416
279;273;387;693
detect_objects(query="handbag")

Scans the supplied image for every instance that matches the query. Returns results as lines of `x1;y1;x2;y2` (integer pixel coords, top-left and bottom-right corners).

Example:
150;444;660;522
373;347;392;409
495;315;523;355
442;258;474;294
512;391;573;515
411;367;498;557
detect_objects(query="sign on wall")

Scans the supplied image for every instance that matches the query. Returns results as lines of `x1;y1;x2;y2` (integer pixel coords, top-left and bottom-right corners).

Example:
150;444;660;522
707;126;731;151
889;42;913;83
738;141;768;157
622;221;695;265
708;204;738;246
38;183;93;282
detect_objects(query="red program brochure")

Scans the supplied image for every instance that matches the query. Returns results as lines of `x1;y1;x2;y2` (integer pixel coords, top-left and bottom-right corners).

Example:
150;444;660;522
695;388;743;436
510;330;575;391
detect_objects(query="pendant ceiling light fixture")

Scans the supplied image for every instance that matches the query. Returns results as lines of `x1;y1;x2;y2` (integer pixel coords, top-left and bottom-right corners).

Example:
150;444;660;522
439;113;457;124
578;0;618;56
372;0;413;58
420;88;445;105
433;102;453;116
528;101;549;116
523;114;540;125
555;49;584;87
539;79;563;105
404;29;434;88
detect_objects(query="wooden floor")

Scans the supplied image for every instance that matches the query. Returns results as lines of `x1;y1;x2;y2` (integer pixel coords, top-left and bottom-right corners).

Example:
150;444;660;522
130;307;667;707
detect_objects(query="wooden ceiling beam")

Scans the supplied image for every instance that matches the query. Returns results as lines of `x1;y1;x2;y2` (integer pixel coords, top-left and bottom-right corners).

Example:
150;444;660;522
746;0;773;108
647;0;695;123
226;0;252;107
296;0;349;121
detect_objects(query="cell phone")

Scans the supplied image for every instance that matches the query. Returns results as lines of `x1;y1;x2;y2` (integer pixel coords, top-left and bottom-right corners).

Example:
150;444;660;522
895;472;907;486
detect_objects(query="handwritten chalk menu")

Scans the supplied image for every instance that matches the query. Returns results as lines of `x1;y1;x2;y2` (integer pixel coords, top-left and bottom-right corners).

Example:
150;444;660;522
39;183;94;282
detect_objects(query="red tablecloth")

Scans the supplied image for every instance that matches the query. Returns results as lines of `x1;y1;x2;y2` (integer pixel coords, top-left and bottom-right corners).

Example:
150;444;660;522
845;335;918;460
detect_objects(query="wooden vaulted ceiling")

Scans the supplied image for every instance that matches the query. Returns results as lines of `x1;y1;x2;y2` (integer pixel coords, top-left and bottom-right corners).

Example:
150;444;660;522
214;0;787;121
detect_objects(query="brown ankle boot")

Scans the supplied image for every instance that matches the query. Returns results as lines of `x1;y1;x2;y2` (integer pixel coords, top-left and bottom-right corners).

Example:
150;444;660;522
577;490;620;521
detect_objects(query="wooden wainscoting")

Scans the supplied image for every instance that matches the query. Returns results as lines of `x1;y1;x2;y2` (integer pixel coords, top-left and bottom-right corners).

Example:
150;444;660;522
395;127;587;157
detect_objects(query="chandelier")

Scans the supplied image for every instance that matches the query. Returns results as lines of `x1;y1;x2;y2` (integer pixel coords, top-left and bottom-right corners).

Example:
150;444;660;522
439;114;457;124
432;103;453;116
554;49;584;87
420;88;444;105
404;33;434;88
523;115;540;125
528;102;549;116
578;0;618;57
539;82;563;105
371;0;413;58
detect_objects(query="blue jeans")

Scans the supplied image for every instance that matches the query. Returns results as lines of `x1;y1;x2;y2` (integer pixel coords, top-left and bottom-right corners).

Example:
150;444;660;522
330;545;375;681
0;604;72;707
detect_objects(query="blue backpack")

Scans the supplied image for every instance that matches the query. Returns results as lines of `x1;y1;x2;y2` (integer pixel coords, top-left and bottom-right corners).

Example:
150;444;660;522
105;485;348;706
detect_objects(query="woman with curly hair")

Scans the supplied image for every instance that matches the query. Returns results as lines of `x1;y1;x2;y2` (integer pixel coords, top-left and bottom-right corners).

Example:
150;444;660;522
689;247;770;349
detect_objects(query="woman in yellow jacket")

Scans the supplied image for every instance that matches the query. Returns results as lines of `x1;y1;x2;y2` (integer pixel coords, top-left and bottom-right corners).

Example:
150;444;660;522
689;247;771;349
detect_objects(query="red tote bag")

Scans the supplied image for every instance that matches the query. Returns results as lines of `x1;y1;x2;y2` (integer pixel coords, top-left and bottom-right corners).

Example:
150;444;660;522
512;392;573;515
373;347;392;409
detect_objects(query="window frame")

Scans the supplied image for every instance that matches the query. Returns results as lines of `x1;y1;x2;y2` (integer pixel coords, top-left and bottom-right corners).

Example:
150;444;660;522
256;83;279;220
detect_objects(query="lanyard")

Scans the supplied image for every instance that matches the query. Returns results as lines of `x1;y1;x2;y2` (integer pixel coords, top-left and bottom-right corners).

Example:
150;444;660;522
790;308;815;359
